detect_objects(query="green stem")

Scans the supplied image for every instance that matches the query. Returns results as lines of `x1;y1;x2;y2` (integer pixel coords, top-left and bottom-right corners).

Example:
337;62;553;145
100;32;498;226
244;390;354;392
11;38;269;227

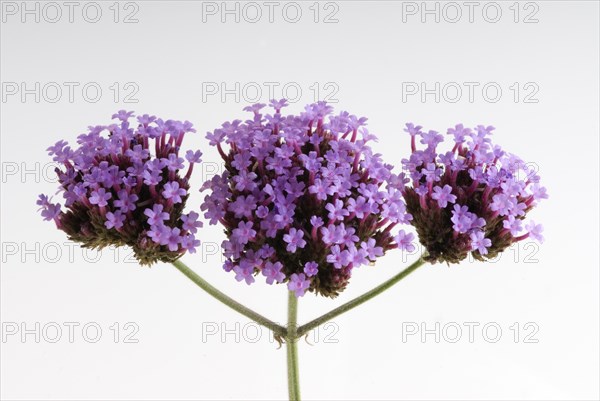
173;257;425;401
286;290;301;401
296;257;426;338
171;259;287;338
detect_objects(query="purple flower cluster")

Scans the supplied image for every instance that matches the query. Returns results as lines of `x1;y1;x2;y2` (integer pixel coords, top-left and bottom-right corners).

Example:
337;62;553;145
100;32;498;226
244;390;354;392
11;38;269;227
401;123;547;263
38;111;202;265
201;100;413;297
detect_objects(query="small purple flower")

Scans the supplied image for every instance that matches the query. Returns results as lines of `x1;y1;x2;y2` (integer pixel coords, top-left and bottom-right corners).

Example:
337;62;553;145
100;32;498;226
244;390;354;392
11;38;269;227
361;238;384;261
114;190;138;212
144;204;169;226
310;216;324;228
234;264;255;285
447;124;471;144
125;145;150;162
47;140;73;164
143;169;162;186
300;151;322;172
37;195;61;222
404;123;422;137
163;227;182;252
233;170;258;191
232;221;256;245
422;163;442;183
340;225;358;248
420;130;444;149
350;246;369;267
228;195;256;218
283;228;306;253
308;179;329;201
287;273;311;297
450;204;481;234
470;230;491;255
89;188;112;207
525;221;544;243
500;180;523;197
415;185;428;197
490;193;512;216
163;181;187;204
243;103;266;114
346;196;371;218
112;110;134;121
502;215;522;236
262;261;285;284
269;98;289;111
105;211;126;230
162;153;185;172
181;211;203;234
431;185;457;208
256;205;269;219
180;234;201;253
148;223;170;245
325;199;349;222
303;261;319;277
222;260;235;272
232;151;252;171
320;225;342;245
327;245;346;269
137;114;156;125
185;150;202;164
395;230;415;252
258;244;275;259
530;184;548;202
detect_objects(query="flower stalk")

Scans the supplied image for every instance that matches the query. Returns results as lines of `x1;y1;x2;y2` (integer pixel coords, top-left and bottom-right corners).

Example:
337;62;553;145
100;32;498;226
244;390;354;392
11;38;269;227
171;259;287;338
286;290;301;401
172;257;426;400
296;256;426;337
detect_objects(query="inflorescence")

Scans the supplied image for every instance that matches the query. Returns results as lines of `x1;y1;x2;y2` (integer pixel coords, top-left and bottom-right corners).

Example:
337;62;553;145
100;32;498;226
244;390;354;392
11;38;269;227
401;123;547;264
201;100;414;297
37;104;548;293
37;111;203;265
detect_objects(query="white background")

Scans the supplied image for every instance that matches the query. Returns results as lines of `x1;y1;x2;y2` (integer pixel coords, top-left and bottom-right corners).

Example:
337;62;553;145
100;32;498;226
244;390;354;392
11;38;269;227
1;1;599;400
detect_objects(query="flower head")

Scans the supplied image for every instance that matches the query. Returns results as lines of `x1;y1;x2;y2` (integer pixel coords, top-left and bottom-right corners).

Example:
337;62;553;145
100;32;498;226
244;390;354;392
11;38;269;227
38;111;202;265
201;101;413;297
401;124;547;264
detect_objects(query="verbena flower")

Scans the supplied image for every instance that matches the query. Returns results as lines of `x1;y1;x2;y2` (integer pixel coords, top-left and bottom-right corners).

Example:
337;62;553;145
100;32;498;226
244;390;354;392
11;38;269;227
401;124;547;264
37;111;202;265
201;100;413;298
